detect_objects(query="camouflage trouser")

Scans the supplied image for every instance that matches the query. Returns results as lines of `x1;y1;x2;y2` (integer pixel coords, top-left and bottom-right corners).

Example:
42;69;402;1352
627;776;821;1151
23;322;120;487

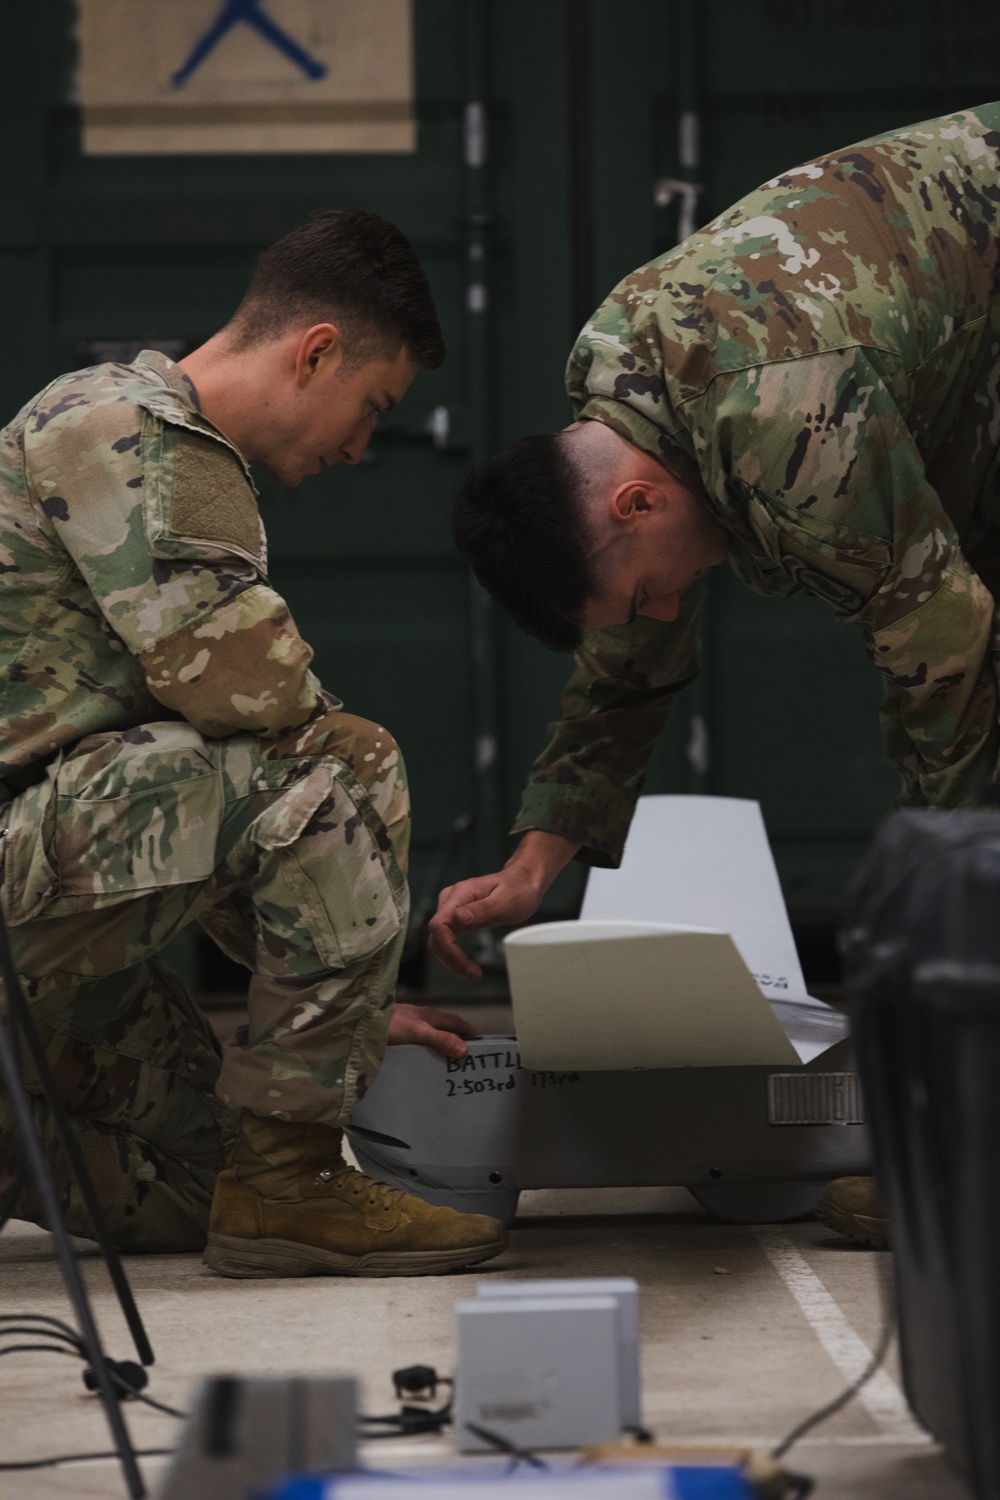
0;710;410;1251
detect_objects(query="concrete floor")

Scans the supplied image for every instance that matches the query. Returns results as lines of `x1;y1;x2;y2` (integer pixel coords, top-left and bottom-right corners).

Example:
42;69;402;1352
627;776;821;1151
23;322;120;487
0;1188;972;1500
0;998;974;1499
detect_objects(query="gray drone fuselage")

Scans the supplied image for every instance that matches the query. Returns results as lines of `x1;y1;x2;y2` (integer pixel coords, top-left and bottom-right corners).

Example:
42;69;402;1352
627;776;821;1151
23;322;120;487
347;1027;869;1225
348;797;870;1225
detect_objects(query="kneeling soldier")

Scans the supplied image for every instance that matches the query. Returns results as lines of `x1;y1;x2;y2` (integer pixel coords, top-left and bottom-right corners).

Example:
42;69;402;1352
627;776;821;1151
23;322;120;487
0;209;506;1277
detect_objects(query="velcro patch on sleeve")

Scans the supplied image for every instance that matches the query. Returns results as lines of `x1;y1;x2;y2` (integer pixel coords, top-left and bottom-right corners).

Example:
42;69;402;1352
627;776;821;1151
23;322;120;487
142;412;267;572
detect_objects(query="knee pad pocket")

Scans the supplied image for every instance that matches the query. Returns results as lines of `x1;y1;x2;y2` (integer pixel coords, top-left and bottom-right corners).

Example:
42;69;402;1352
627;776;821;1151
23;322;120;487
264;713;408;831
250;760;408;969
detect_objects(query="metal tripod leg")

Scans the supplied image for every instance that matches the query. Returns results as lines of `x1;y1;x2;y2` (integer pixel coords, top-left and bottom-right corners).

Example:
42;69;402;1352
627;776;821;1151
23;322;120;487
0;904;150;1498
0;933;154;1363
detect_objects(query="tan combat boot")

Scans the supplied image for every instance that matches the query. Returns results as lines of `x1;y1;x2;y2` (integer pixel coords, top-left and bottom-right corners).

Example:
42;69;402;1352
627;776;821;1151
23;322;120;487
815;1176;890;1248
204;1112;507;1278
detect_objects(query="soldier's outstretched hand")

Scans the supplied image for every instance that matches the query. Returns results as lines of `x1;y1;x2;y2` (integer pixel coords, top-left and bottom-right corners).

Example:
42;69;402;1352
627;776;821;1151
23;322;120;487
428;830;581;981
387;1002;479;1061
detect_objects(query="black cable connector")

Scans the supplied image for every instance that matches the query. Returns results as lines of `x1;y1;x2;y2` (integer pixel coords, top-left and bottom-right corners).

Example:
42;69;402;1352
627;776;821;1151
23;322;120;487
359;1365;455;1440
392;1364;444;1401
83;1358;148;1398
0;1315;188;1421
622;1422;655;1444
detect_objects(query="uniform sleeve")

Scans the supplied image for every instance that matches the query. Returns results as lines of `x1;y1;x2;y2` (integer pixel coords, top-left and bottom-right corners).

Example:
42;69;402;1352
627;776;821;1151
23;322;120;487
865;547;998;807
512;586;702;866
26;401;326;740
695;352;1000;808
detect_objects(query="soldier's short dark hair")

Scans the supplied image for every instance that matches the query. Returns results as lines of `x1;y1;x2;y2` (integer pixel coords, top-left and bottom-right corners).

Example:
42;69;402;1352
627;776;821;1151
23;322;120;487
227;208;444;369
452;434;594;653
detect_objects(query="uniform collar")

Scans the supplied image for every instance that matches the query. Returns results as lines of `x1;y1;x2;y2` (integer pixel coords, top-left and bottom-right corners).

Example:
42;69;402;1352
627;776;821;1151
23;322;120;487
134;348;203;413
575;396;709;505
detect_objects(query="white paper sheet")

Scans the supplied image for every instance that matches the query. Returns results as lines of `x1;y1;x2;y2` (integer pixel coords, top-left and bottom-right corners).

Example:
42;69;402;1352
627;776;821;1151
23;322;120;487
505;796;848;1070
582;795;809;1004
505;920;800;1070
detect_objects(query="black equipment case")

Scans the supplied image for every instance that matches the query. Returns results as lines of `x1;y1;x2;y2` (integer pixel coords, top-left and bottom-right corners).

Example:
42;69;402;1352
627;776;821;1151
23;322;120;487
843;809;1000;1498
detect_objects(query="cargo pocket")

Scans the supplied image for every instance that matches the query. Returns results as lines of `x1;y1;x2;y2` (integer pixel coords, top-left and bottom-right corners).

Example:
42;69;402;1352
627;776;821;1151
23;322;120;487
250;760;407;971
38;724;222;912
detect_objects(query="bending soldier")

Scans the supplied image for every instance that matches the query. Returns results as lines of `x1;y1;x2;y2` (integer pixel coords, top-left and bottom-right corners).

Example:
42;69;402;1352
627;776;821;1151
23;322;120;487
0;209;505;1276
431;102;1000;1250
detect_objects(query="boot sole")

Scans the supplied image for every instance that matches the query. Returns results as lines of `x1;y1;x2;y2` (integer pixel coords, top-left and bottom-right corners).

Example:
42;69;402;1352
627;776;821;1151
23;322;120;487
815;1201;890;1249
203;1232;507;1279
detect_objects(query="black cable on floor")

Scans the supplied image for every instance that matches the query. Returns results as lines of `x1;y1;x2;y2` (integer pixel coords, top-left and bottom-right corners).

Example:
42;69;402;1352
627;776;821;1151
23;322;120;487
106;1372;188;1421
0;1342;79;1360
0;1324;184;1473
359;1401;453;1439
770;1252;896;1461
0;1448;175;1473
462;1421;546;1469
0;1318;189;1420
0;1320;81;1344
2;1329;456;1447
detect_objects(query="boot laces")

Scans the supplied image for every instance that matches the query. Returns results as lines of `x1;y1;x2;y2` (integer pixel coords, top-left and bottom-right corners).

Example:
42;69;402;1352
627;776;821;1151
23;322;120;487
314;1160;405;1212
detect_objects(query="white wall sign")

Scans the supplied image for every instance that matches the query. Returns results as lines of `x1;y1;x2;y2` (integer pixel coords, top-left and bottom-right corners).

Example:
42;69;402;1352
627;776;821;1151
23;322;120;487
76;0;415;155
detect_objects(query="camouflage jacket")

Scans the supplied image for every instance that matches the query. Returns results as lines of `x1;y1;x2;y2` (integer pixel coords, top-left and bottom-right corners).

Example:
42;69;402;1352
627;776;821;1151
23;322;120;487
515;102;1000;866
0;350;326;777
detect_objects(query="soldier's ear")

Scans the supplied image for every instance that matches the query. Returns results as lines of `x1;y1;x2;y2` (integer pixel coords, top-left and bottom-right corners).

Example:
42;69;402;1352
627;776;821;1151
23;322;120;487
294;323;344;386
610;480;656;521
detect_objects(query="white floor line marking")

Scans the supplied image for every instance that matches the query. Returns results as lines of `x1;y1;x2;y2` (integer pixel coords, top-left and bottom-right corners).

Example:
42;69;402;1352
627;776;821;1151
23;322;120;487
753;1227;928;1443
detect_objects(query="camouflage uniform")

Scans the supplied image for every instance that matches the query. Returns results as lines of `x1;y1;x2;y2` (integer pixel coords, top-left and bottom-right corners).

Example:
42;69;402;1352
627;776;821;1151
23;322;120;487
0;352;409;1249
514;103;1000;866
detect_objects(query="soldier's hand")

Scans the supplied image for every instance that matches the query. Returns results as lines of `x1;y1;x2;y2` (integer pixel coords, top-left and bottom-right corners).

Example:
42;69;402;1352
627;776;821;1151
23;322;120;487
428;830;581;981
387;1001;479;1061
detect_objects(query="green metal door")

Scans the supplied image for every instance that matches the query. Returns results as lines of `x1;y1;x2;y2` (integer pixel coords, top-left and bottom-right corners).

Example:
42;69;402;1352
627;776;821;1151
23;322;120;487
2;0;999;993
